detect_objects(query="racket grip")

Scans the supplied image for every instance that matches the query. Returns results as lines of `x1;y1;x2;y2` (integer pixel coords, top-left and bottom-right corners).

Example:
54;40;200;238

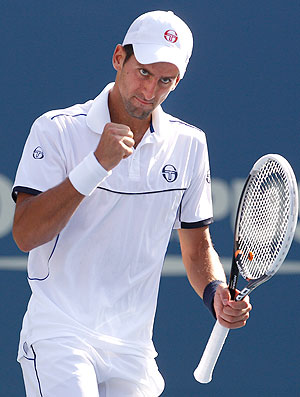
193;321;229;383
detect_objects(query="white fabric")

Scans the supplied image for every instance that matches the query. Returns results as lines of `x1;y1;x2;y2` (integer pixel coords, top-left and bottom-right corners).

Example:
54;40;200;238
20;336;164;396
13;82;213;363
69;151;111;196
122;11;193;78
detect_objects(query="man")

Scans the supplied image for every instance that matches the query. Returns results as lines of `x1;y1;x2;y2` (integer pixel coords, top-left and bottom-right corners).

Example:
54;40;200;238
12;10;251;397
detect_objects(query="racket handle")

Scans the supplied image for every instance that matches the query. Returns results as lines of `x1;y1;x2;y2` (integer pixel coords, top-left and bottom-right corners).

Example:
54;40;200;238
193;321;229;383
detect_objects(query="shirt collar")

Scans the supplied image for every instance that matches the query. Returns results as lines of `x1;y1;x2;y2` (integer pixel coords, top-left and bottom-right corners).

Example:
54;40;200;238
86;82;113;134
86;82;167;143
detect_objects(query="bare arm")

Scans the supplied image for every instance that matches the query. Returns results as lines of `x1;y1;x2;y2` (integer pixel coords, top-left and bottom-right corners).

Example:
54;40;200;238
178;226;251;329
13;179;84;252
13;122;135;253
178;226;226;298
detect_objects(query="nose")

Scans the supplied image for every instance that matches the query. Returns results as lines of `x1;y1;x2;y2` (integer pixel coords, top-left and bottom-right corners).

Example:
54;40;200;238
141;78;157;101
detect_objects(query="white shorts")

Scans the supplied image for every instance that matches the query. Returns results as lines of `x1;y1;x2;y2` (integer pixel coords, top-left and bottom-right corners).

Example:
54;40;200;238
19;336;165;397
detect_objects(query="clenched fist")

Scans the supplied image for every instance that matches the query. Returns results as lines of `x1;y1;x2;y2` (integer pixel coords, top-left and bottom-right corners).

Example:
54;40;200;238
94;123;135;171
213;283;252;329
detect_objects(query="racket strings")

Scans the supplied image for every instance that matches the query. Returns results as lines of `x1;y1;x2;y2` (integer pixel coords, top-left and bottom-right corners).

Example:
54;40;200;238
237;159;290;279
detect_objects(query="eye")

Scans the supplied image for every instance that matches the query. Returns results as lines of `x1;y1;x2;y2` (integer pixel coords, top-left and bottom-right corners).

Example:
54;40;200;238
160;77;172;84
139;69;149;76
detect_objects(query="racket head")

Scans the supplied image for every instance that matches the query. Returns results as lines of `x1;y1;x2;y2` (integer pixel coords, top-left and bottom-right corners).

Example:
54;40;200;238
194;154;298;384
233;154;298;281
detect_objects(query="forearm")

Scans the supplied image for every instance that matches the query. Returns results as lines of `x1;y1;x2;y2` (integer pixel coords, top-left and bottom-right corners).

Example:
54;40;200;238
178;227;227;298
184;245;226;298
13;178;84;252
13;125;134;253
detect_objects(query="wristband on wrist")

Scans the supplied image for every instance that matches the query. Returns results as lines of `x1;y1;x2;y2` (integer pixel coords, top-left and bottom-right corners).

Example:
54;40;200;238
203;280;224;319
69;152;111;196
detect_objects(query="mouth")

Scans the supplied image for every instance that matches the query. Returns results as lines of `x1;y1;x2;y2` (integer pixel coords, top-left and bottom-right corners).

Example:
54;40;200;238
134;96;154;106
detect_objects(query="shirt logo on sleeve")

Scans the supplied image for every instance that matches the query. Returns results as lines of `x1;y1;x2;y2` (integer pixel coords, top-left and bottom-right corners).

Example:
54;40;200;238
33;146;44;159
162;164;178;182
206;169;211;183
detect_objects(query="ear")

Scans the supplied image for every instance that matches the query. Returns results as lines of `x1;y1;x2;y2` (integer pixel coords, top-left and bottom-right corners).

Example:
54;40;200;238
112;44;126;72
171;75;181;91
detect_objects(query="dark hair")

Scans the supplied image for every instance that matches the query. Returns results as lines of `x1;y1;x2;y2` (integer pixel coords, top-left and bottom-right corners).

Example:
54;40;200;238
123;44;134;64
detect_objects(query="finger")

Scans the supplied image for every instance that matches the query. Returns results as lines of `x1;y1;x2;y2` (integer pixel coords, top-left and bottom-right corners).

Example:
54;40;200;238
122;147;134;159
221;308;251;321
120;141;134;158
215;284;230;305
218;316;249;330
121;136;135;148
126;130;134;138
223;306;252;318
116;128;134;138
218;310;250;327
111;124;133;138
120;139;135;158
218;286;230;298
227;300;252;311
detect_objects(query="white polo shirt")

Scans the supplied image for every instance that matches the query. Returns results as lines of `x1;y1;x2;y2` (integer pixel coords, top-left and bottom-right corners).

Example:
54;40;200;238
13;82;213;360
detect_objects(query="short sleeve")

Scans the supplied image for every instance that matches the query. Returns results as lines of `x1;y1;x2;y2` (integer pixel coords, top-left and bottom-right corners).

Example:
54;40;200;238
173;135;213;229
12;115;67;202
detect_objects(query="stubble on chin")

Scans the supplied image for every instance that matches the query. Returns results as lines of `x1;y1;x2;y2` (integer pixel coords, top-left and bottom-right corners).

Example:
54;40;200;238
124;101;153;120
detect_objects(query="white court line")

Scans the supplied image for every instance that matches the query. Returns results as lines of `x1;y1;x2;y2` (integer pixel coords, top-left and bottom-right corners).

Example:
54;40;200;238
0;256;28;270
162;256;300;275
0;255;300;275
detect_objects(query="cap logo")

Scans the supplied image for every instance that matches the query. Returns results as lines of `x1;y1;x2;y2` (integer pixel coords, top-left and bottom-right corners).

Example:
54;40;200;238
164;30;178;43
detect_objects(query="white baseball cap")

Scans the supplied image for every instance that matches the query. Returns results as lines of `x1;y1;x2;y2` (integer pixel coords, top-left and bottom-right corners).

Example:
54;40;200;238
122;10;193;79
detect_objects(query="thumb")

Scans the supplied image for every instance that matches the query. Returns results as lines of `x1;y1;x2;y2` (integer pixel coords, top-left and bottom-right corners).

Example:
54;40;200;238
218;285;230;306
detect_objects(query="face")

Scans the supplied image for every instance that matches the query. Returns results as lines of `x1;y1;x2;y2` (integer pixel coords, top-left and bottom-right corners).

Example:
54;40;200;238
113;45;180;120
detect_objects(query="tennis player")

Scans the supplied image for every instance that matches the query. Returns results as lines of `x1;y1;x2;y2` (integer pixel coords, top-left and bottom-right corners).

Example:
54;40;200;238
12;10;251;396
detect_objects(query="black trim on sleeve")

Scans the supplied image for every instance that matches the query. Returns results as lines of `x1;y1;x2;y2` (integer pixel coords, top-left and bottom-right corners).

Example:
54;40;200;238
12;186;42;202
180;217;213;229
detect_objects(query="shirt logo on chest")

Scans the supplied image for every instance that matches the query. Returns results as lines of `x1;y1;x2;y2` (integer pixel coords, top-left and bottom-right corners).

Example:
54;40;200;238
162;164;178;182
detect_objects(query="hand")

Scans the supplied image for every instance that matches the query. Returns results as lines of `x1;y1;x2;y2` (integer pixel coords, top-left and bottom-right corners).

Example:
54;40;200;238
213;284;252;329
94;123;135;171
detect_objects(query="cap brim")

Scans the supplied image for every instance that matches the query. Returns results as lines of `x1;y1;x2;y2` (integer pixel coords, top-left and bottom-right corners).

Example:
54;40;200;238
132;43;186;78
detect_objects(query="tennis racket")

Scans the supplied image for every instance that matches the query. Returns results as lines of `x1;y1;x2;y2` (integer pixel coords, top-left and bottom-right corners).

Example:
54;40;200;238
194;153;298;384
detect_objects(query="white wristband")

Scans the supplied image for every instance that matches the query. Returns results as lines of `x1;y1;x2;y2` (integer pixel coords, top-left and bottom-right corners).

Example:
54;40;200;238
69;152;111;196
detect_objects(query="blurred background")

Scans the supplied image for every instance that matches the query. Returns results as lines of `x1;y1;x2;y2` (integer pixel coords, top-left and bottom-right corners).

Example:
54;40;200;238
1;1;299;395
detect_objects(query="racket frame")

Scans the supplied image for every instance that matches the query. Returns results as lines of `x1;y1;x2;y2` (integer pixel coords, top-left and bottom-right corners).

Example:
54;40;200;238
194;153;298;384
230;154;298;301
